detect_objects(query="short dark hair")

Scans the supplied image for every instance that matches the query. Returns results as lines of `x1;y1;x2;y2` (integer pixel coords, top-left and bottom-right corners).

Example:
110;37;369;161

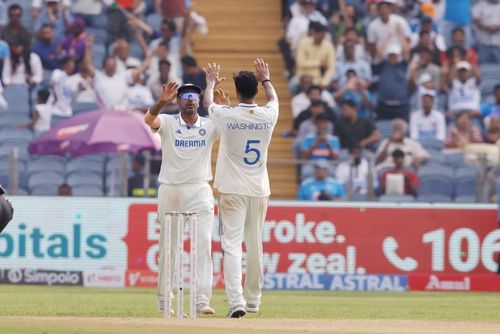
310;99;326;109
494;84;500;92
159;59;171;68
309;21;327;32
419;30;430;38
340;99;357;108
102;56;114;68
233;71;258;99
344;27;357;36
392;149;405;158
181;55;197;67
37;89;50;103
8;4;22;13
314;112;330;122
40;23;53;30
345;69;357;77
306;85;322;95
60;57;73;67
419;47;432;56
161;19;177;33
452;27;465;35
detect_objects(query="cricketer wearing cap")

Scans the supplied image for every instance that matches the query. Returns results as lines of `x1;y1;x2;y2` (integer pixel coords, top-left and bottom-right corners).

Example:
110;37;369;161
204;59;279;318
144;82;218;315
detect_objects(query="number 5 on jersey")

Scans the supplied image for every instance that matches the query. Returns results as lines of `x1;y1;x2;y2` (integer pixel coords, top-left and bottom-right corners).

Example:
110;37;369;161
244;139;261;165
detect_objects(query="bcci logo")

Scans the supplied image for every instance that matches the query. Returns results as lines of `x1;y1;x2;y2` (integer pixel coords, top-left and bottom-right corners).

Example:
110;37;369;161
199;129;206;136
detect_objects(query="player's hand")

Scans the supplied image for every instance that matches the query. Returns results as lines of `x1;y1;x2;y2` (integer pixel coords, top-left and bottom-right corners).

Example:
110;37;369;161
160;82;179;103
203;62;225;87
214;88;230;105
255;58;270;82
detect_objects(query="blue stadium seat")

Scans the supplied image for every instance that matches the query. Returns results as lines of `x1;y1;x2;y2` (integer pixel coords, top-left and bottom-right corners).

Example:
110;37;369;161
28;171;65;190
378;194;415;202
300;162;335;181
454;195;476;203
146;13;162;30
419;138;444;151
375;120;394;139
0;128;34;142
444;152;466;167
481;78;498;97
66;157;104;176
479;63;500;81
51;115;70;127
454;166;477;179
454;178;476;197
67;172;103;188
86;27;108;45
350;193;368;201
419;176;454;197
27;159;65;176
72;185;104;197
30;184;59;196
72;102;99;114
425;150;446;166
417;194;452;203
292;137;302;159
418;165;454;178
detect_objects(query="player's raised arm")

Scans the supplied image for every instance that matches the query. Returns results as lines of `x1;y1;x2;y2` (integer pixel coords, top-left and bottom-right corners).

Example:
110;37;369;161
144;82;179;130
203;62;226;109
255;58;278;104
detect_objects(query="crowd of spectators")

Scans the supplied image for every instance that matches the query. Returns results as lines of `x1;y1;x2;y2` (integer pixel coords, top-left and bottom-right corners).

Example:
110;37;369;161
279;0;500;201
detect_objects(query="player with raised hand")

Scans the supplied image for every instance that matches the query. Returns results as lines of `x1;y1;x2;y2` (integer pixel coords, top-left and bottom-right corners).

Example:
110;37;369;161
144;81;218;316
204;59;279;318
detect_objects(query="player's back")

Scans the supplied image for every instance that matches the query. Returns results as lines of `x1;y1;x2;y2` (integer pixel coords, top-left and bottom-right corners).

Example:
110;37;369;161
209;101;279;197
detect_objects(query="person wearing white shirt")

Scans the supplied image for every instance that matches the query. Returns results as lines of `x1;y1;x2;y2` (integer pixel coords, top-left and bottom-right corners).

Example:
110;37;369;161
0;81;8;111
204;59;279;318
48;58;81;117
409;90;446;141
335;146;373;195
447;61;481;115
367;0;411;61
144;82;218;316
17;89;52;136
83;35;153;110
126;74;155;112
112;39;141;74
2;41;43;86
472;0;500;63
291;76;335;118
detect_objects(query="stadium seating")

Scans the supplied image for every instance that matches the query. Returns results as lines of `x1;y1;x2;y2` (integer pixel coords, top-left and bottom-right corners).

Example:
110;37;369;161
378;194;415;203
67;172;103;188
418;175;454;197
27;171;65;191
419;139;444;152
27;159;65;176
72;185;105;197
417;194;453;203
375;120;393;139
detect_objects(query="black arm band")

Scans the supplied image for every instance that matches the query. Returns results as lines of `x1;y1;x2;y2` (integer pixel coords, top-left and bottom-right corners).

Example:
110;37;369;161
261;79;271;86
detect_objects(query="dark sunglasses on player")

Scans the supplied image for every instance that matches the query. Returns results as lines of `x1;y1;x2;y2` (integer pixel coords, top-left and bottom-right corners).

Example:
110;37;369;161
179;92;200;100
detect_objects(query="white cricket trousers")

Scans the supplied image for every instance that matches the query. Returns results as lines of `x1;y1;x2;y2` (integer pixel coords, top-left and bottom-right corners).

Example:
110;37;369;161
219;193;269;308
157;182;214;307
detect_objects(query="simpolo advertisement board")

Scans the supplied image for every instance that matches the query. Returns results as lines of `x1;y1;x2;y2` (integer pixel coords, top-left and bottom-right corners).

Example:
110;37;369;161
1;197;499;291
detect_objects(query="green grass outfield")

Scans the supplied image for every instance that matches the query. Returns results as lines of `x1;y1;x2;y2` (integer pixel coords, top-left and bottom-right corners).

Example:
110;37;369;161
0;286;499;334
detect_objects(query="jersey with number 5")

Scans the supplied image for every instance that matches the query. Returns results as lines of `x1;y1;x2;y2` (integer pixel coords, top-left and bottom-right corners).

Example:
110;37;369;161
208;101;279;197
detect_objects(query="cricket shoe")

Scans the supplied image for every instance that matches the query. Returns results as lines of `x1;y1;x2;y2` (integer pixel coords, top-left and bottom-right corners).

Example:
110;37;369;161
227;305;246;318
245;303;260;313
197;304;215;315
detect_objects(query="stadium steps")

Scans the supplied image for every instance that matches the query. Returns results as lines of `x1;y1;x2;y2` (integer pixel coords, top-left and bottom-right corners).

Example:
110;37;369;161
193;0;296;199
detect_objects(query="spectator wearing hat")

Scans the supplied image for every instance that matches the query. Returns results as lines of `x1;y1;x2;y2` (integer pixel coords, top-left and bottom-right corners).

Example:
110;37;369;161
472;0;500;63
408;47;441;92
295;21;335;90
376;119;429;170
59;17;87;69
291;77;336;119
334;69;373;118
300;113;340;160
445;111;483;149
379;149;419;197
333;39;372;89
335;98;380;149
366;0;411;61
34;0;71;42
297;160;346;201
128;154;158;197
446;60;481;118
33;24;60;71
336;145;374;196
373;29;411;121
410;89;446;141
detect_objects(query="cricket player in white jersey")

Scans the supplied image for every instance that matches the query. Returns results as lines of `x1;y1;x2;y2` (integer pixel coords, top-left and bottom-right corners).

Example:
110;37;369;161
144;82;218;315
204;59;279;318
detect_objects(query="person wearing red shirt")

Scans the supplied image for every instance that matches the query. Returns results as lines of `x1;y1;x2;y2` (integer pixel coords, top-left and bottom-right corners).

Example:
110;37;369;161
380;149;419;196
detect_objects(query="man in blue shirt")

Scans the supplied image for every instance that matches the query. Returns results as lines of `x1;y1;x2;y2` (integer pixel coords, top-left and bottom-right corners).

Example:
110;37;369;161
33;24;60;70
300;113;340;160
297;160;346;201
481;84;500;119
442;0;472;47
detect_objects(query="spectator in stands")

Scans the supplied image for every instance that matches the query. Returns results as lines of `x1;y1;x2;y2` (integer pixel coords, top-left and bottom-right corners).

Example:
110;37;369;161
295;21;335;90
446;61;481;118
2;38;43;86
366;0;411;61
48;57;82;117
441;0;472;47
334;69;373;118
329;3;365;42
297;159;346;201
441;28;478;65
32;0;71;19
472;0;500;63
149;19;181;70
376;119;430;169
374;39;410;121
336;145;373;195
291;77;335;119
16;89;52;136
0;81;7;111
58;183;72;196
409;90;446;141
181;55;205;91
0;36;9;74
335;27;369;62
106;0;135;45
33;24;60;71
410;30;442;66
445;111;483;149
147;59;180;114
297;102;334;138
379;149;419;197
481;84;500;119
410;16;446;54
84;35;153;110
335;99;380;149
34;0;71;42
300;113;340;160
157;0;186;34
126;72;154;113
279;0;328;77
408;47;441;92
70;0;105;27
293;99;336;135
484;116;500;145
59;17;87;68
128;153;158;197
333;40;372;89
112;38;141;73
1;4;33;80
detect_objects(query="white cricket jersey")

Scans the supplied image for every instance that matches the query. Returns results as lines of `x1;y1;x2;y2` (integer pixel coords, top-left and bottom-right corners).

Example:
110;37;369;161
155;113;218;185
208;101;279;197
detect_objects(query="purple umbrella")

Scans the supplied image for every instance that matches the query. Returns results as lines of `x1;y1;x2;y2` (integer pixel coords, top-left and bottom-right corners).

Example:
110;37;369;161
28;109;161;157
